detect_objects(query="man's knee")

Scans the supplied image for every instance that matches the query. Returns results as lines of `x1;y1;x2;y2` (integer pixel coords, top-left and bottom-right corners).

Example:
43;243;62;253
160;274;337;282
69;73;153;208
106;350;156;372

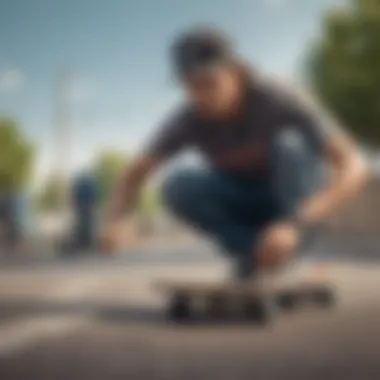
161;169;211;216
272;128;311;162
271;127;325;197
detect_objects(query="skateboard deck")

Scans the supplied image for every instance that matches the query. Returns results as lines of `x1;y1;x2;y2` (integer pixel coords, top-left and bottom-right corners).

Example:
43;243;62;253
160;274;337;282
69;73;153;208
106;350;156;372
157;279;336;324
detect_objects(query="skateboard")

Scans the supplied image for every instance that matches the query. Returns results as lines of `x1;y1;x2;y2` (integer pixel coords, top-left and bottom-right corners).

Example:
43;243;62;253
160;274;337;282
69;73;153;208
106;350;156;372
157;280;336;325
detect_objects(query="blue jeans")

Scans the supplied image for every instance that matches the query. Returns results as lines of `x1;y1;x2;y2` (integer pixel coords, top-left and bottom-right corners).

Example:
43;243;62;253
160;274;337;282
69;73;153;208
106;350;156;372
74;206;96;250
162;128;325;279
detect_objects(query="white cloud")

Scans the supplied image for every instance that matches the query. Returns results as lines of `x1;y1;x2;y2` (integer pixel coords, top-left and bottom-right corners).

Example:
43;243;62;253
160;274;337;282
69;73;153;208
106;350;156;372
0;68;24;93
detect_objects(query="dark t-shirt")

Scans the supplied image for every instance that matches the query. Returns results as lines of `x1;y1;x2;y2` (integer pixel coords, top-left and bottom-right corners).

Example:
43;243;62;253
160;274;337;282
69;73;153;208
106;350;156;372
144;80;340;179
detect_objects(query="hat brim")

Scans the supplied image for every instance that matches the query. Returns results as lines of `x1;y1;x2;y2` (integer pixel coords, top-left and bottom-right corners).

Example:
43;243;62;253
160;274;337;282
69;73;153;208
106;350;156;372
176;58;232;79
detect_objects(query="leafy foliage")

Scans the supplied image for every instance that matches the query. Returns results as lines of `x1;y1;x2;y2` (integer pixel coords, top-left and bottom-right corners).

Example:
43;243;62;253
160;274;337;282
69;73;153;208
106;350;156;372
35;175;66;212
0;118;34;192
307;0;380;144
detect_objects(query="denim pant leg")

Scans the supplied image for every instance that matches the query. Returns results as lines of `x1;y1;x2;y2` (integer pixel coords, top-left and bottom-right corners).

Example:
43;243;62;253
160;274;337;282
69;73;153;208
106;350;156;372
75;206;95;249
161;169;256;261
270;127;326;248
161;128;325;280
234;128;326;278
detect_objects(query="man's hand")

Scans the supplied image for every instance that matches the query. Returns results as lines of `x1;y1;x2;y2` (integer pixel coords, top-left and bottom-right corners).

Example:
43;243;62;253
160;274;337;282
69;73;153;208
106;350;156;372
99;219;138;254
99;220;124;254
256;221;301;268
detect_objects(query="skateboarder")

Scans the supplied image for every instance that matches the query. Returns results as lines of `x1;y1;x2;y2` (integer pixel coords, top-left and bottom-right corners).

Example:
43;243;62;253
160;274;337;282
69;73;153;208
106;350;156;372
100;27;368;279
72;171;97;251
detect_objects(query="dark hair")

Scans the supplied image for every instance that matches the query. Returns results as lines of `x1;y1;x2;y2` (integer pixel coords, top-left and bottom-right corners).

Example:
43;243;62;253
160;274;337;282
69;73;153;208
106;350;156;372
171;27;257;87
171;27;234;77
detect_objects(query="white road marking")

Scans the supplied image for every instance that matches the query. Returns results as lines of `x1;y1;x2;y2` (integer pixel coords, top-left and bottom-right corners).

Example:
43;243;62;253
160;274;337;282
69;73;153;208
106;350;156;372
0;316;87;357
43;277;101;300
0;277;101;357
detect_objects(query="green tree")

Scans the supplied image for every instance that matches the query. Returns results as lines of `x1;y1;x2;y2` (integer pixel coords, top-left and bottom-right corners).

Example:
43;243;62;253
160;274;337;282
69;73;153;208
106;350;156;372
306;0;380;144
35;175;66;212
0;118;34;192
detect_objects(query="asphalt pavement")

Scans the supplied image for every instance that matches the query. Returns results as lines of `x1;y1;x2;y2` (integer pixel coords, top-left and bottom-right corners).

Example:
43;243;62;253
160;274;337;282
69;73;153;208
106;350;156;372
0;243;379;380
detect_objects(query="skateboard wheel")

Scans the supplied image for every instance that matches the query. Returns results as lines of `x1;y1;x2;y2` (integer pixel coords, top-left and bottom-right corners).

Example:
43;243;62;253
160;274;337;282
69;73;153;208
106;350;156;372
167;293;192;323
276;293;298;311
206;295;228;320
313;287;335;308
243;296;277;325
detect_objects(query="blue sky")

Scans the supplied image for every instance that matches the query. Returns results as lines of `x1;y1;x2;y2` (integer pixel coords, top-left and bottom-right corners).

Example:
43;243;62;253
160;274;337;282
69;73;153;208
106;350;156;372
0;0;345;179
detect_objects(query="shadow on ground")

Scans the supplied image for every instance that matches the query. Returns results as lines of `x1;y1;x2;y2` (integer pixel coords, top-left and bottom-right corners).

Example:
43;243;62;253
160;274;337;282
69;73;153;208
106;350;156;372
0;298;163;326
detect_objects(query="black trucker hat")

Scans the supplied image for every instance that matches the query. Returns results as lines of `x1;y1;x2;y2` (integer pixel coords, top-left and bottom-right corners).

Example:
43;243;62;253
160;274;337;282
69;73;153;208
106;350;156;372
171;27;237;78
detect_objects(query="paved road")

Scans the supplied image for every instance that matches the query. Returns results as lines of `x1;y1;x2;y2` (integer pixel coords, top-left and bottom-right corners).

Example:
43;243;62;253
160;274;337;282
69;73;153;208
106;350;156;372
0;247;380;380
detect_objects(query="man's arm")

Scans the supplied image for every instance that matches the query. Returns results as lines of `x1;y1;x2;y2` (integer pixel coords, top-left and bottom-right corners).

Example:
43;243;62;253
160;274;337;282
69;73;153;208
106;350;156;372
105;154;159;222
290;85;370;224
100;109;190;251
272;79;370;224
298;130;369;224
256;82;370;268
258;121;369;268
257;129;369;269
99;154;161;253
106;108;190;222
